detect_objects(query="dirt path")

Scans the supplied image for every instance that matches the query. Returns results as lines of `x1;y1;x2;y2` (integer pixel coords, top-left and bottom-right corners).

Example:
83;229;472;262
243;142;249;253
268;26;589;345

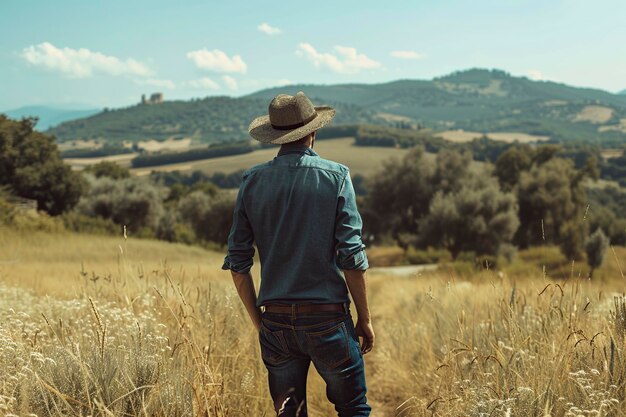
369;264;438;277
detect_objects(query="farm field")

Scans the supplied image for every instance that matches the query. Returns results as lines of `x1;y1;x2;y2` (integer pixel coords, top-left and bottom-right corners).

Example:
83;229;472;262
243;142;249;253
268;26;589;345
131;138;411;177
436;130;550;143
1;229;626;416
63;152;139;169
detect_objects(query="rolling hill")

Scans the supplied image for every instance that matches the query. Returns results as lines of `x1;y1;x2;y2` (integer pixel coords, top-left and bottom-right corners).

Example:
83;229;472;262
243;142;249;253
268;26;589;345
249;69;626;144
3;105;100;130
47;69;626;146
47;96;377;145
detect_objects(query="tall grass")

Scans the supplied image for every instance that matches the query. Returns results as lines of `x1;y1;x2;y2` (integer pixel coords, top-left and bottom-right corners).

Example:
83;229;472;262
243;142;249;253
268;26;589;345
0;229;625;416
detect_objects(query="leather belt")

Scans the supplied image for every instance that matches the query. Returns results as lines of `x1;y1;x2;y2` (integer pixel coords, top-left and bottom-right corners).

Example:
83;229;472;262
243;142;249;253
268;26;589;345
263;303;346;314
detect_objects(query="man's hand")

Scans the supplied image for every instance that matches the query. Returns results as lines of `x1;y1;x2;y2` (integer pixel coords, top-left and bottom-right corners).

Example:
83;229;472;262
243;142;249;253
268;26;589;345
344;269;374;354
355;319;375;354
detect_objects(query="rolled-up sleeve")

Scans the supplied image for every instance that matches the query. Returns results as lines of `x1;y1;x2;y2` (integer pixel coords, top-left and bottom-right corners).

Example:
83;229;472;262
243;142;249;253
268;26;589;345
334;171;369;270
222;178;255;273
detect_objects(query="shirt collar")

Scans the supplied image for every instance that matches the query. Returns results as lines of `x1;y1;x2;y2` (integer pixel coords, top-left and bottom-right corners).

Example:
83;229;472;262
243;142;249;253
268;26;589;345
276;143;319;157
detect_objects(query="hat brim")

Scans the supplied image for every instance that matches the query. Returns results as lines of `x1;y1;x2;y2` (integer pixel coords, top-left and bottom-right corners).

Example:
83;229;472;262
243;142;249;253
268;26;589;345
248;106;335;144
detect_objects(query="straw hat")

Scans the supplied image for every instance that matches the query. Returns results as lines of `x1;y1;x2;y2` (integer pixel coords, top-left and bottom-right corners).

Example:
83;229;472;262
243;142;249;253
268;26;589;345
248;92;335;144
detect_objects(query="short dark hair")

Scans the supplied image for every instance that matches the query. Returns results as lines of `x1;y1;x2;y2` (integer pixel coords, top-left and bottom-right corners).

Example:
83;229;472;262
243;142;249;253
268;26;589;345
293;131;315;145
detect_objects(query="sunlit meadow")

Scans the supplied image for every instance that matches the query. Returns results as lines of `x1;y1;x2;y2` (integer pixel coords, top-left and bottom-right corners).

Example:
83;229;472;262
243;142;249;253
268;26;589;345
0;229;625;416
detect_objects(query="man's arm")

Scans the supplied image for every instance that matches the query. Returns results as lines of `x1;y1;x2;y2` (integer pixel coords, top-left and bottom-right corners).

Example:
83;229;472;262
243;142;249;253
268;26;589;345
344;269;375;354
231;271;262;331
335;171;375;354
222;176;259;330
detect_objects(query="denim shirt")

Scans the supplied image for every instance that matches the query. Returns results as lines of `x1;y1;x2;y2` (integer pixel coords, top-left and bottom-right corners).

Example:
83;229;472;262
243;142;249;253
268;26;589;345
222;143;369;306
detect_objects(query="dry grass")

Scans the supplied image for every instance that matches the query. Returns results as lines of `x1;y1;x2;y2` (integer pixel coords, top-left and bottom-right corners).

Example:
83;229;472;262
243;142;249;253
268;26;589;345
63;153;138;170
1;229;626;416
573;106;614;124
436;130;549;144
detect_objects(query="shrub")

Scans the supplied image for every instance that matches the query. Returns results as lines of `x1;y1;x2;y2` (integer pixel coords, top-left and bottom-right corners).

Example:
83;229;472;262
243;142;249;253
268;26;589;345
0;197;64;232
585;228;610;278
61;211;119;235
83;161;131;179
76;175;167;233
405;247;452;265
178;190;236;245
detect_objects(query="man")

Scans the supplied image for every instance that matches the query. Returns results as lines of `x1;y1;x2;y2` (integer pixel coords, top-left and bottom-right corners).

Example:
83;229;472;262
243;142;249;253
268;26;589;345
222;92;374;416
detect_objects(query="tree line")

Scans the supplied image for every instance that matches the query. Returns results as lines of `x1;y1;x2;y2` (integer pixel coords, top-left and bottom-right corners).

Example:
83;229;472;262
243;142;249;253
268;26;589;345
1;115;624;274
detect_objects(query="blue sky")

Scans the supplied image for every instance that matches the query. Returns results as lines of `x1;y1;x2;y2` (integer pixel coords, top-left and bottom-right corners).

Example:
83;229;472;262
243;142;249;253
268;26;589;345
1;0;625;110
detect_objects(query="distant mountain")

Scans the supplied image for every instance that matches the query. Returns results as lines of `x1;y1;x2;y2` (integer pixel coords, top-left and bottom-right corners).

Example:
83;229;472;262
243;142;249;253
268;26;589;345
619;89;626;95
249;69;626;143
47;97;376;144
3;106;100;130
47;69;626;145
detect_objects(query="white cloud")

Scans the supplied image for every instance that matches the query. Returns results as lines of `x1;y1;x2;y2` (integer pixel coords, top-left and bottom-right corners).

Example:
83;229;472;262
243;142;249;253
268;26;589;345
187;77;220;90
296;43;381;74
390;50;424;60
21;42;152;78
258;23;282;35
527;69;544;81
275;78;292;86
135;78;176;89
222;75;238;90
186;48;247;74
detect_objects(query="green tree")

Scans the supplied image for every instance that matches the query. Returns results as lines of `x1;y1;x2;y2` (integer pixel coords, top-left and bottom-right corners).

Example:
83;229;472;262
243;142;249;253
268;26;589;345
0;116;85;214
76;175;166;233
83;161;130;179
178;190;236;244
363;147;435;245
417;170;519;258
585;228;610;278
515;157;589;257
494;146;533;191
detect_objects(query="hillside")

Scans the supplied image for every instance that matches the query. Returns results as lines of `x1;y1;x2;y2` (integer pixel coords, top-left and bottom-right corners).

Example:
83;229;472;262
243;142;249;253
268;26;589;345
3;105;99;130
47;69;626;146
47;96;377;145
249;69;626;144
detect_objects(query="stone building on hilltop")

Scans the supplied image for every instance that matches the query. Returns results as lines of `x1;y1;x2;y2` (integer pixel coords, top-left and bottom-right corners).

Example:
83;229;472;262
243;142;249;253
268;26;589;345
141;93;164;105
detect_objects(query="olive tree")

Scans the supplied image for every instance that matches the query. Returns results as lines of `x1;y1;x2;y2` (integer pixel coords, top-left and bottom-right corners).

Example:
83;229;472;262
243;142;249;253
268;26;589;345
585;228;610;278
0;116;85;214
418;170;519;258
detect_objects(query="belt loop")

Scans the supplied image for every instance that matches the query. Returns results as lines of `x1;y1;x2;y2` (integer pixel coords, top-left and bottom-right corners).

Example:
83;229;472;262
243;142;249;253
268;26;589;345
343;302;348;314
291;304;296;320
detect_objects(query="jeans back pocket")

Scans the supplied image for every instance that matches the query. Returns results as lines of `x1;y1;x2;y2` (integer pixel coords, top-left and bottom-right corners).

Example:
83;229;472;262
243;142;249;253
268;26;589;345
305;321;351;370
259;325;291;366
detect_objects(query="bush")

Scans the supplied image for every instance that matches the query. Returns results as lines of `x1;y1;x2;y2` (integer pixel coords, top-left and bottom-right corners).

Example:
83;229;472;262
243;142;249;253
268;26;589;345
0;197;64;232
61;211;119;235
178;190;236;245
83;161;131;179
405;247;452;265
76;175;167;233
156;211;196;244
585;228;610;277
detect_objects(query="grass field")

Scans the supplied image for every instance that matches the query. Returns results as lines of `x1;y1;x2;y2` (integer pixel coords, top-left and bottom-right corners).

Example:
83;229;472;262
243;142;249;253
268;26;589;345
131;138;410;177
1;229;626;416
436;130;549;143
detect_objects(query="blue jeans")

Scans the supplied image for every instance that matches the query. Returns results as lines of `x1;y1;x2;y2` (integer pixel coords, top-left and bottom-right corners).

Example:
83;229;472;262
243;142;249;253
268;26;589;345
259;309;371;416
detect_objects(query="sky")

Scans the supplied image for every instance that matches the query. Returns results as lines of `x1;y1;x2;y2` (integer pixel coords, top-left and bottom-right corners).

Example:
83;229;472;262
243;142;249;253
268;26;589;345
1;0;625;110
